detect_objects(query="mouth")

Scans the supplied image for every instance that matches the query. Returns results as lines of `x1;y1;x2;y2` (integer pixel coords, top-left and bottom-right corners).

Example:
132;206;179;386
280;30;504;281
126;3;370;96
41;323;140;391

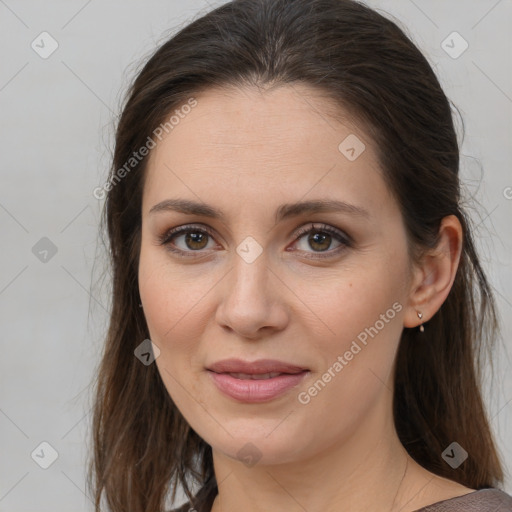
206;370;309;403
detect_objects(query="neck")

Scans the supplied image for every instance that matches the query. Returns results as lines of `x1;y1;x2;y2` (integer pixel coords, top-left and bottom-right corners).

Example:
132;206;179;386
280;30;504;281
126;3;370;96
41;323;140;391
210;391;423;512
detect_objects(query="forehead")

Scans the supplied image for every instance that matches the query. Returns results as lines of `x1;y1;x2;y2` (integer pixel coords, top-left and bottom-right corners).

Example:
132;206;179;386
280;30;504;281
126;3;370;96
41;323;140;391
142;85;394;219
149;84;365;159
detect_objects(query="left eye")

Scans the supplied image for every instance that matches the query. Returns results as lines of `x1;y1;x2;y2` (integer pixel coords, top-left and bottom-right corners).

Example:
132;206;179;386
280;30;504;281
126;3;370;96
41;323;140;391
159;222;351;258
291;223;351;257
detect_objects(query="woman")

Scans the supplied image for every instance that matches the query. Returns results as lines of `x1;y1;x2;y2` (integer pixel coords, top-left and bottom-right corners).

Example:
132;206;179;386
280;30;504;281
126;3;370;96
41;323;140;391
87;0;512;511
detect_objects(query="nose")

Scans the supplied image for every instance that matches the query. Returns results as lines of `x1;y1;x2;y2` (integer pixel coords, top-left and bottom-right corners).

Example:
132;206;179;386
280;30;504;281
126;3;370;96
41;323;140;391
214;251;289;339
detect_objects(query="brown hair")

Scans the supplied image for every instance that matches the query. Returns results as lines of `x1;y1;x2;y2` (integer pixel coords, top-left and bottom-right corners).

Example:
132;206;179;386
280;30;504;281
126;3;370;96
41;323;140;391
87;0;505;510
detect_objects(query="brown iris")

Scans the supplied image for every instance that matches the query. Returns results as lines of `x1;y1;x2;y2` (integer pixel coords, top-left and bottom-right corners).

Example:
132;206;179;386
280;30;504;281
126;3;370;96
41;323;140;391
185;232;209;250
308;231;331;252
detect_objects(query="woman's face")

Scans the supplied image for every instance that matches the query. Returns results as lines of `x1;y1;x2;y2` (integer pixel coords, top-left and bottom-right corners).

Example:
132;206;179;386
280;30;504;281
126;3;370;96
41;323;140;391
138;85;415;465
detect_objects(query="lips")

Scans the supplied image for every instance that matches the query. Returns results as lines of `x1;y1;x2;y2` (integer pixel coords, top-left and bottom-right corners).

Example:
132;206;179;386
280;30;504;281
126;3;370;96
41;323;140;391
207;358;307;375
206;358;309;402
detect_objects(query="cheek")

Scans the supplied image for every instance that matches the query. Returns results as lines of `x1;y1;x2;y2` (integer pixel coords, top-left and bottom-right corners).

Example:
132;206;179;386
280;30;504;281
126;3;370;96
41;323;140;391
294;252;407;400
138;250;213;411
138;247;219;361
138;250;173;340
295;260;405;348
290;267;405;443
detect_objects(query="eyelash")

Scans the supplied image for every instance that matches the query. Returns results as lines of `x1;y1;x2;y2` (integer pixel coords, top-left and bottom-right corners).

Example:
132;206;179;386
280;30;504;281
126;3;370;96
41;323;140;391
157;222;352;260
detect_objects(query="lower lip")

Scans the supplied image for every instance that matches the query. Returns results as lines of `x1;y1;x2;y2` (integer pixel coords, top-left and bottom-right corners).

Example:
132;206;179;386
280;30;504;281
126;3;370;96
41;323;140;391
207;370;309;403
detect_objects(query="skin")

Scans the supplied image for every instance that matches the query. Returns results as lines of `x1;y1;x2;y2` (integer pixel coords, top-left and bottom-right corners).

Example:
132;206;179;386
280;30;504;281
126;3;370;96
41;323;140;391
138;84;472;512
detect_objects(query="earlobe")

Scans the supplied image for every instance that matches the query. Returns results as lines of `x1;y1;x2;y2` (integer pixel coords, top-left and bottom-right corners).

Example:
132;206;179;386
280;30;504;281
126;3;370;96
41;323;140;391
404;215;463;329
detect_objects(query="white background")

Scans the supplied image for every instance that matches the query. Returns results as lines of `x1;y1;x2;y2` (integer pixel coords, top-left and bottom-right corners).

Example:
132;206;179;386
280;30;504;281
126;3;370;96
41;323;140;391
0;1;511;510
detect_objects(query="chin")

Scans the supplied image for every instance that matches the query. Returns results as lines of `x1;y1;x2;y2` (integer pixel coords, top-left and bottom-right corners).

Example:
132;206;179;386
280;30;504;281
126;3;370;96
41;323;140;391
196;417;315;467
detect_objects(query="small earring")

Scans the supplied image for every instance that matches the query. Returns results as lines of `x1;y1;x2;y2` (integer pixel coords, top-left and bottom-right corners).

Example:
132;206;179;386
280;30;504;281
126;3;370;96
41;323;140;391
417;311;424;332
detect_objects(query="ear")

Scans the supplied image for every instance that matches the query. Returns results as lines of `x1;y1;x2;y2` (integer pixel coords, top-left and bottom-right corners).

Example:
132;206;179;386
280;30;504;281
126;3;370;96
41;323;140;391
403;215;463;329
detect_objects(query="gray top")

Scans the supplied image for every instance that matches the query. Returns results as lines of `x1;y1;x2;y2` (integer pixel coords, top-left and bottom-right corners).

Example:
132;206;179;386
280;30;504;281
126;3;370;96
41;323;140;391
171;487;512;512
414;488;512;511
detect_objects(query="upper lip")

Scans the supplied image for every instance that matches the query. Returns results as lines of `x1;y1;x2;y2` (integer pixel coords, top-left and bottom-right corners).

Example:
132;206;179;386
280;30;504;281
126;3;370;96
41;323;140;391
207;358;308;375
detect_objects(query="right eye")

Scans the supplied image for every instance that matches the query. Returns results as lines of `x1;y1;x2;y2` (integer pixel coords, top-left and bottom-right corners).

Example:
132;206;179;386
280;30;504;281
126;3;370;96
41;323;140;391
158;224;219;257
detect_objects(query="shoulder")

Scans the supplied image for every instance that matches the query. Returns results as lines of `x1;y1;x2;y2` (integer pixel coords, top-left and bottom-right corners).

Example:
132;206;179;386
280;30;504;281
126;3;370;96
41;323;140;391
415;488;512;511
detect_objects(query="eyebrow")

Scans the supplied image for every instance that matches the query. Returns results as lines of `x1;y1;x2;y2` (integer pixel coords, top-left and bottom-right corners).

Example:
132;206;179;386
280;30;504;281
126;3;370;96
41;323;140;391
149;198;370;223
